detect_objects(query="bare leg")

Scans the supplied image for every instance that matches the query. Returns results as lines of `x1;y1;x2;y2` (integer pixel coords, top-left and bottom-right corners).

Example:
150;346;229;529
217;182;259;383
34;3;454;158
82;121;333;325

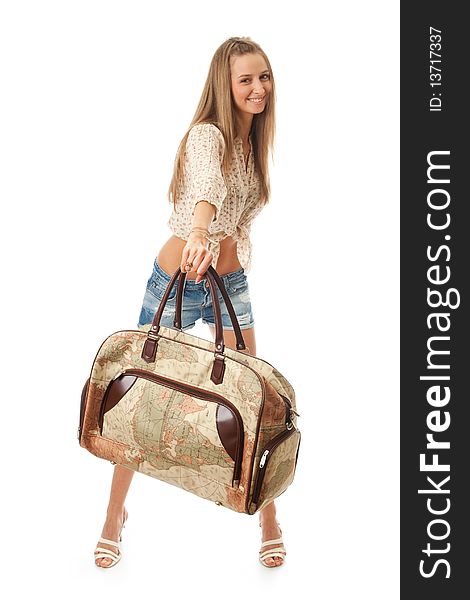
95;465;135;567
208;324;285;567
258;499;284;568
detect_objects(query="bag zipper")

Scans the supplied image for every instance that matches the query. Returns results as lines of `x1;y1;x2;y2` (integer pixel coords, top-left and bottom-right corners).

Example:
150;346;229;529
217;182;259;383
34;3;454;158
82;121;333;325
99;367;245;486
279;393;300;425
251;426;299;505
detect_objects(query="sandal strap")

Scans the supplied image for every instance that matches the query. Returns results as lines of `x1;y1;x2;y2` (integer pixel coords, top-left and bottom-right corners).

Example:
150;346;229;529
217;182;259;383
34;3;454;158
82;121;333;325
95;555;120;565
260;537;283;548
95;548;120;560
260;549;286;560
98;537;120;548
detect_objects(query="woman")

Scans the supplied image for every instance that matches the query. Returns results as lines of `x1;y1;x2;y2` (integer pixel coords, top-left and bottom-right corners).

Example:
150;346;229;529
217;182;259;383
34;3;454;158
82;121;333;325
94;36;286;569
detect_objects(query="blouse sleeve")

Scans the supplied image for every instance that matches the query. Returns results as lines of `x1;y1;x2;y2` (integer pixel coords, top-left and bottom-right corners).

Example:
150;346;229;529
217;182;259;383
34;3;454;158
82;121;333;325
184;123;227;223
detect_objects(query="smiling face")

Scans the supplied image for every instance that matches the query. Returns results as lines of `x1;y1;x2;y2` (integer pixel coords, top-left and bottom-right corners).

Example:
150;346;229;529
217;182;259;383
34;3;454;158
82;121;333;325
230;53;272;122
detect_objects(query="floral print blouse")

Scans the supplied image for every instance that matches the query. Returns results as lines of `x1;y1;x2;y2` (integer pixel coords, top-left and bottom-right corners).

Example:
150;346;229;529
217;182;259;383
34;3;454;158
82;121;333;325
167;123;265;274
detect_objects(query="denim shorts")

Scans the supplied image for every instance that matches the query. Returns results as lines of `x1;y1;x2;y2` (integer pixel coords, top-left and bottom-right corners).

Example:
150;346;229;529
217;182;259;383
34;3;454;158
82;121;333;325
137;258;255;332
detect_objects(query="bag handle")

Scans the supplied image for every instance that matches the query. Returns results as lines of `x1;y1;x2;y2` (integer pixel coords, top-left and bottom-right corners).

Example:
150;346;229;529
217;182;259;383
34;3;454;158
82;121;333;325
174;267;247;351
141;266;247;385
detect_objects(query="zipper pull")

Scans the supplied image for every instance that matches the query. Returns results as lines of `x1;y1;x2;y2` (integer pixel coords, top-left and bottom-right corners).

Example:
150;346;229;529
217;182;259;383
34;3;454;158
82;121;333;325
259;450;269;468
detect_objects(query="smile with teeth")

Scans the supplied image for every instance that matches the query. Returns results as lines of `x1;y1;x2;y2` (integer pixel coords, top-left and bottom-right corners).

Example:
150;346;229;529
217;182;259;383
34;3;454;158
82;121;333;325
247;97;265;103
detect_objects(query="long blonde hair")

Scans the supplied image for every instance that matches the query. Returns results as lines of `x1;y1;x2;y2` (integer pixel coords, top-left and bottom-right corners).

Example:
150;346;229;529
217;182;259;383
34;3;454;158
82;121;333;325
168;36;276;211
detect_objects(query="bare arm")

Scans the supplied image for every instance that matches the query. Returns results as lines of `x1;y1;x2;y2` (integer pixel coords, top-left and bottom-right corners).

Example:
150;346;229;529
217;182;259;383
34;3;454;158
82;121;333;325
180;200;216;284
191;200;216;230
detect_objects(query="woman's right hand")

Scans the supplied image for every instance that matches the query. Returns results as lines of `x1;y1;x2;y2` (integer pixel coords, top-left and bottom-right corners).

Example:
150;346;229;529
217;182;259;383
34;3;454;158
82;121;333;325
180;233;213;284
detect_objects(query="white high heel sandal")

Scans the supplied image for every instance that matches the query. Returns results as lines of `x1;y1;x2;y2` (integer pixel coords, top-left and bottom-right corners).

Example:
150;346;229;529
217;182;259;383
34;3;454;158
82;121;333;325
94;519;126;568
259;519;286;568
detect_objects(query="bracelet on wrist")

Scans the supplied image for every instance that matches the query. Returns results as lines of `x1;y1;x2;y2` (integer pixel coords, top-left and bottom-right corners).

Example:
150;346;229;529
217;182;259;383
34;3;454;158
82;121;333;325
189;228;209;239
190;226;209;234
188;234;208;245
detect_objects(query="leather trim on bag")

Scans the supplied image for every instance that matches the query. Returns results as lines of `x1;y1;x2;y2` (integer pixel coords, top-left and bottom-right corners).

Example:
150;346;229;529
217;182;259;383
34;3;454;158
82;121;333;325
98;374;138;432
142;336;158;363
216;404;239;462
211;353;226;385
78;378;90;444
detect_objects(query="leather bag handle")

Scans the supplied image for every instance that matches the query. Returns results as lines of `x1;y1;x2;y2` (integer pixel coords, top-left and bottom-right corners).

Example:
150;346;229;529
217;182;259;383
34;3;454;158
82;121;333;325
174;267;247;351
141;266;247;385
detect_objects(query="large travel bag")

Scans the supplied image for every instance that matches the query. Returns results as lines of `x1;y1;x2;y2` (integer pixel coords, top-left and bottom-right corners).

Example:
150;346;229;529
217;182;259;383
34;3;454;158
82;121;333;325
78;265;301;515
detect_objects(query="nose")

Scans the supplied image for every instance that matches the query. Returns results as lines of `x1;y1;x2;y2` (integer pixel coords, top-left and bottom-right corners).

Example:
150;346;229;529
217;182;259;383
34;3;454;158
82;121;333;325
251;78;267;95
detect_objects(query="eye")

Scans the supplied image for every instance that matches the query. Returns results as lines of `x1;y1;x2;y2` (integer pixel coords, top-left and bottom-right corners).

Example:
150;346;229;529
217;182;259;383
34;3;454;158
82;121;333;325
239;74;270;84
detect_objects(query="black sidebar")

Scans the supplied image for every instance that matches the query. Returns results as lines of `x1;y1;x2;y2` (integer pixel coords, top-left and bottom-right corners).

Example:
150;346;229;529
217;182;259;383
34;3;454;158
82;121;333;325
401;2;469;598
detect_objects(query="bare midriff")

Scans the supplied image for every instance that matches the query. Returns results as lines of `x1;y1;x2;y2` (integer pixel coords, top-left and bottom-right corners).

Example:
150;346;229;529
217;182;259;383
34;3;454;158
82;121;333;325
157;235;242;279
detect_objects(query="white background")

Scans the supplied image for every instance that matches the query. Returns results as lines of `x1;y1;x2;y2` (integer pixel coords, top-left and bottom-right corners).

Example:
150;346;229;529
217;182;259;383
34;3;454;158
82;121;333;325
0;1;399;598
